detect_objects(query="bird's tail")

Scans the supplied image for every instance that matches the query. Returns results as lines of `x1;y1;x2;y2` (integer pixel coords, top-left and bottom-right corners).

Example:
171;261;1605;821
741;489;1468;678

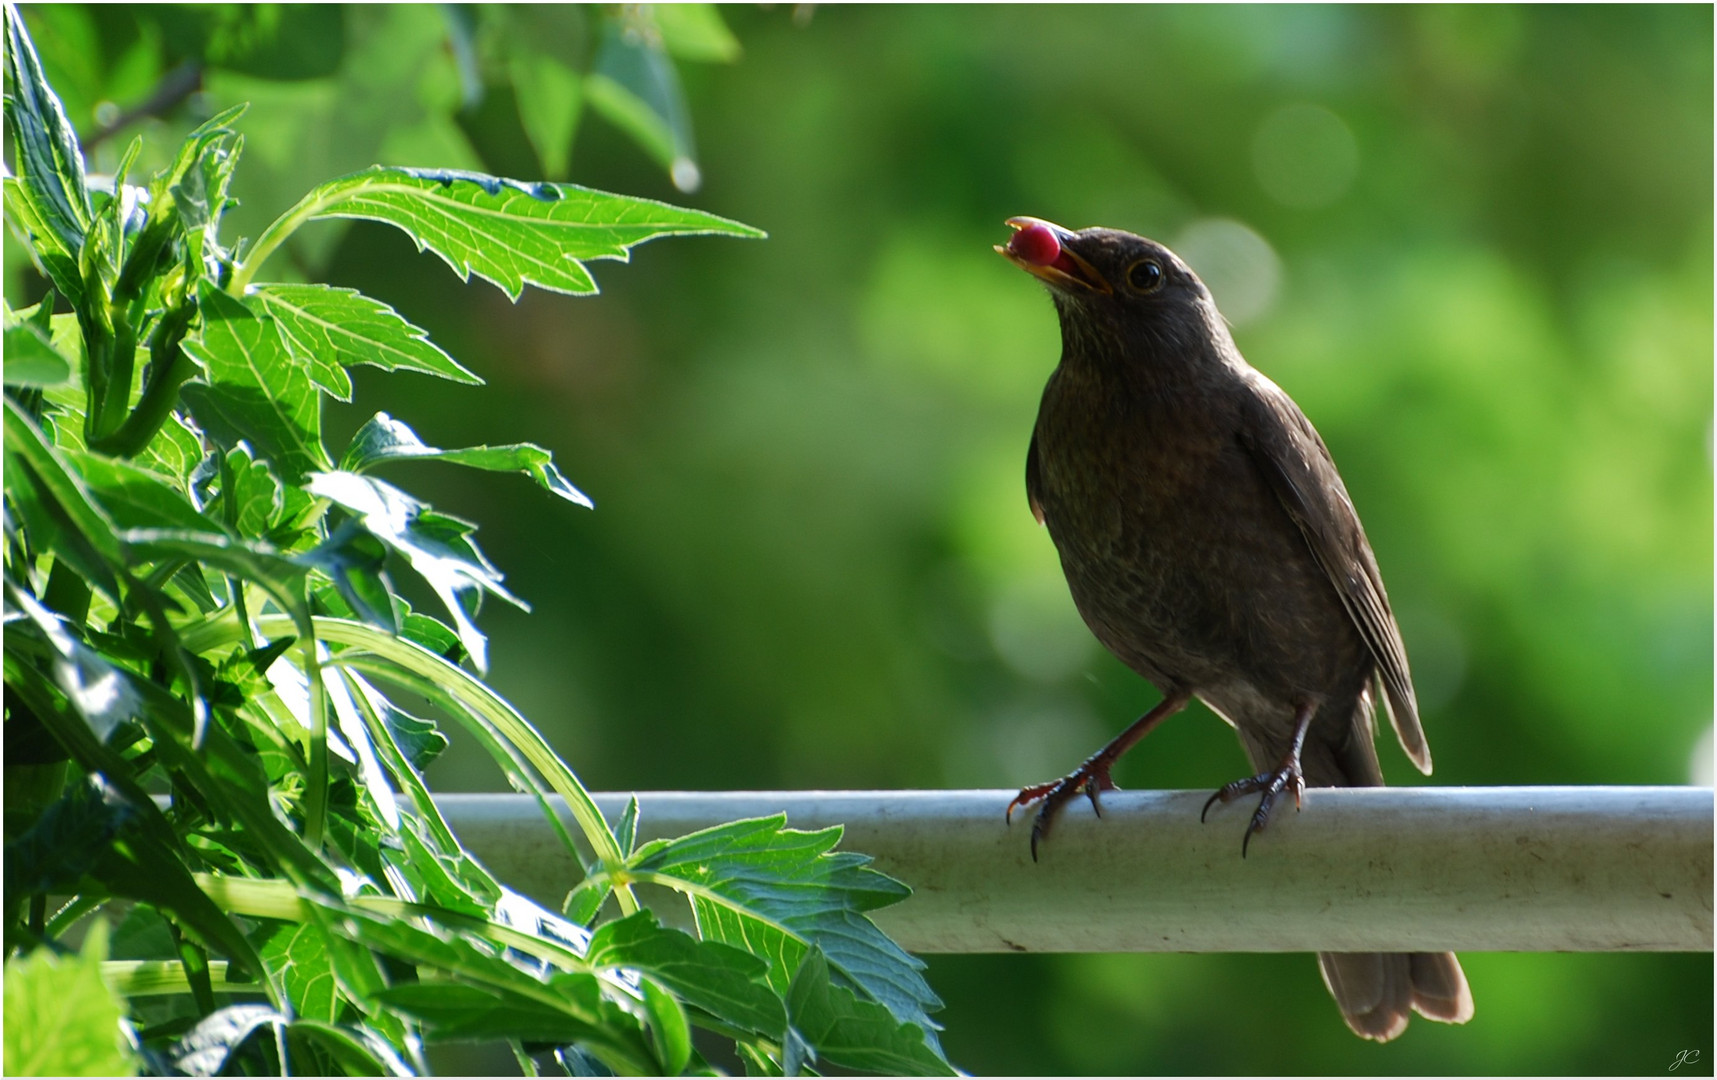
1242;688;1475;1041
1317;951;1474;1042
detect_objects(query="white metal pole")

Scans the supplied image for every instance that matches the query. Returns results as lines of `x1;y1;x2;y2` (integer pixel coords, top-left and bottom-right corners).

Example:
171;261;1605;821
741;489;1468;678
437;787;1713;954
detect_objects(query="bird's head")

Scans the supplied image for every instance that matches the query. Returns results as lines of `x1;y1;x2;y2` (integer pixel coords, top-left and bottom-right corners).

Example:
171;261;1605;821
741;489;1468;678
997;217;1229;373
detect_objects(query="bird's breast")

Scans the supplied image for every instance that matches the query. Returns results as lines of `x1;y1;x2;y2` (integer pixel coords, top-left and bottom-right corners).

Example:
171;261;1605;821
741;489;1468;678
1030;376;1363;696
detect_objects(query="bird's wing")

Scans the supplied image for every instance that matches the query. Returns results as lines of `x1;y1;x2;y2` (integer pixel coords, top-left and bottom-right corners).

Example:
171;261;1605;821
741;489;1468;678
1026;429;1046;525
1237;375;1430;774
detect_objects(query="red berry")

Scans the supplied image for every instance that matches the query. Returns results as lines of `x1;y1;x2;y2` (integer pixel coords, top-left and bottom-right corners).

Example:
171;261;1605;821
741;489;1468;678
1007;223;1061;267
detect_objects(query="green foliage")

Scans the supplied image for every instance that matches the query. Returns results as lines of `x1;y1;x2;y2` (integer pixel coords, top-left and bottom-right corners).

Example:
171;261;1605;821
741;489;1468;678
2;6;947;1076
4;921;136;1077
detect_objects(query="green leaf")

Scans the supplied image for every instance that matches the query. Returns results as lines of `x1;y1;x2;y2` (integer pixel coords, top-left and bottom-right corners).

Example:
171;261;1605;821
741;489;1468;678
285;1020;413;1078
628;815;944;1059
586;13;700;191
377;695;449;770
2;4;93;253
216;443;286;538
615;795;640;857
169;1004;284;1076
248;283;479;401
4;317;72;386
3;922;133;1077
374;979;651;1067
66;449;211;533
257;920;340;1024
182;282;330;485
785;948;953;1077
302;521;400;632
305;470;523;671
500;6;587;178
587;911;785;1039
641;975;693;1075
135;412;205;484
3;776;132;896
4;176;85;306
342;412;593;508
401;607;466;663
655;5;743;63
512;50;582;178
3;396;125;594
269;165;762;300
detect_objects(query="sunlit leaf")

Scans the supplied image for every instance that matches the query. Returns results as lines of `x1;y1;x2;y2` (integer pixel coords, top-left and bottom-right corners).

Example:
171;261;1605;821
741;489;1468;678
342;412;592;508
289;165;761;299
2;3;92;253
257;921;339;1024
587;911;784;1038
248;283;479;401
182;283;330;484
3;922;133;1078
627;816;944;1059
305;470;523;671
67;449;211;533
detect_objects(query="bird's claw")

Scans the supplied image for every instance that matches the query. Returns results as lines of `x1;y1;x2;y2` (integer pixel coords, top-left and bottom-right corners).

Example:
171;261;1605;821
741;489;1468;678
1200;760;1306;857
1006;761;1119;861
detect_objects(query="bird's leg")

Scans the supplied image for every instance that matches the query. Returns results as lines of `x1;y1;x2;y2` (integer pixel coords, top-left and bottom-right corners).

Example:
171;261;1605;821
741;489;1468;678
1007;690;1191;861
1200;700;1317;857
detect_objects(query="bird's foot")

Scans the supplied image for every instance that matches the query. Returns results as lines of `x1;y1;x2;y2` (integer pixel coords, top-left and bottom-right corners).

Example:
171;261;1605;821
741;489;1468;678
1006;757;1118;861
1200;758;1306;857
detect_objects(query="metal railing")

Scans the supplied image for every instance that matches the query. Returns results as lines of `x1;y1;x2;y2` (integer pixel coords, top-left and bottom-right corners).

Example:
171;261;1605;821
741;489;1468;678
438;786;1713;953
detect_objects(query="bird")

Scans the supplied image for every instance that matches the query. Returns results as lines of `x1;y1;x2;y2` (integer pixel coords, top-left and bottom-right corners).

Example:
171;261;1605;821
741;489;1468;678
995;216;1473;1042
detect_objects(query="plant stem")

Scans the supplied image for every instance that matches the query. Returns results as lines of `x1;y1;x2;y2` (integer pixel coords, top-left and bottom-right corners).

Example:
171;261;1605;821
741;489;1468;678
228;188;335;294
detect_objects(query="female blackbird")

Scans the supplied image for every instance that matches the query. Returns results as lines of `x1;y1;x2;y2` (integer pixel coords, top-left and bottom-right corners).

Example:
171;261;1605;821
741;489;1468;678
997;217;1473;1041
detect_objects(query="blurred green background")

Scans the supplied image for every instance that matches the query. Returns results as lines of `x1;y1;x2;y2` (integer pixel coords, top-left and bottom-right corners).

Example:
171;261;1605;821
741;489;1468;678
11;4;1712;1074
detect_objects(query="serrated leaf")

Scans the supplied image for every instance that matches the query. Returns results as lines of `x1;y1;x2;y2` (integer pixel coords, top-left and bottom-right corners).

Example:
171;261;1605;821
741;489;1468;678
305;470;522;671
295;165;761;300
182;283;330;484
219;444;286;538
2;4;93;252
378;696;449;770
301;521;400;631
342;412;592;507
786;949;953;1077
587;911;784;1039
249;283;479;401
3;922;133;1078
401;608;467;664
4;176;85;305
628;815;944;1059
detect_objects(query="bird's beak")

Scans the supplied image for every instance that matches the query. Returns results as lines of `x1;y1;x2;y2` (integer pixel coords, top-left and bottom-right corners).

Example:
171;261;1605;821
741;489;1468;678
996;216;1113;295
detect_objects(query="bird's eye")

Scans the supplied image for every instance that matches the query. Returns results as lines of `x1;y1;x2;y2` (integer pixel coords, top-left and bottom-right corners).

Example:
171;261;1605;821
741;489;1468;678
1127;260;1164;292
